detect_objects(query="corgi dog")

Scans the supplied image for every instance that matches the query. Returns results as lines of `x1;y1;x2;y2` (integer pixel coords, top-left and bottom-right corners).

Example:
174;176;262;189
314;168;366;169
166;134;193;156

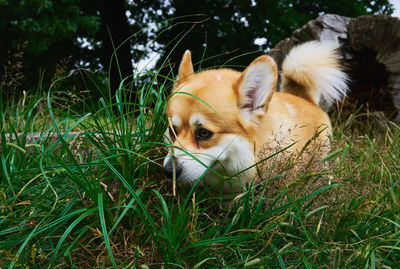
163;41;348;195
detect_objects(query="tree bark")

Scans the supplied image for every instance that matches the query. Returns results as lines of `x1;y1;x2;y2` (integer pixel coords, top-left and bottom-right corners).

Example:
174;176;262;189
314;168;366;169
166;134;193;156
99;0;133;101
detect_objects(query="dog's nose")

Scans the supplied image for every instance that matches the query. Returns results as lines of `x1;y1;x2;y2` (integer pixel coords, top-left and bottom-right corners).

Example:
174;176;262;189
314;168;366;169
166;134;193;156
163;159;182;180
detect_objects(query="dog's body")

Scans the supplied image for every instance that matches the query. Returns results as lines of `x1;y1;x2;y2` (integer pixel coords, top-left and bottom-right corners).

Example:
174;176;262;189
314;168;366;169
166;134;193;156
163;41;348;194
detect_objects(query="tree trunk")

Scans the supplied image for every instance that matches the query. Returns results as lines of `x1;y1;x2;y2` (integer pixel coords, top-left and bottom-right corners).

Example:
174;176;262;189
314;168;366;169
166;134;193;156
99;0;133;101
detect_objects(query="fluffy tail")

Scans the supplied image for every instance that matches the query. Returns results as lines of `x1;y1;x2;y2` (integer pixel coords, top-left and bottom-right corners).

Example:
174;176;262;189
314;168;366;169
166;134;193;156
281;41;349;107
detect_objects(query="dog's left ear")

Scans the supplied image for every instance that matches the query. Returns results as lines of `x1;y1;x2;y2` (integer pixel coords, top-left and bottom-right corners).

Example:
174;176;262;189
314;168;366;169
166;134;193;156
235;55;278;125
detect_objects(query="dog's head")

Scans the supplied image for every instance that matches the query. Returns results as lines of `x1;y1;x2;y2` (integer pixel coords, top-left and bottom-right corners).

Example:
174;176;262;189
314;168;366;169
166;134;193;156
163;51;278;192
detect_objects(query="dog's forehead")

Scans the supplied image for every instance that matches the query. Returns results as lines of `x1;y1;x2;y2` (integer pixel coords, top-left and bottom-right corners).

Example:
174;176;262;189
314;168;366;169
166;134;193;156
169;70;240;111
167;93;235;128
166;69;246;132
175;69;239;97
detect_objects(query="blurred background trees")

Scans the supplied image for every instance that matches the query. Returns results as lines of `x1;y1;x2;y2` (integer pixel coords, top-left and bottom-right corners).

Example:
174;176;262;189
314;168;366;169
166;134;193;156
0;0;394;98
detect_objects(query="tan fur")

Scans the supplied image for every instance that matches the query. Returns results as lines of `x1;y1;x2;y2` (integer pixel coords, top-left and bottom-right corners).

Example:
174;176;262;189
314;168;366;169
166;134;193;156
169;70;331;160
164;41;347;195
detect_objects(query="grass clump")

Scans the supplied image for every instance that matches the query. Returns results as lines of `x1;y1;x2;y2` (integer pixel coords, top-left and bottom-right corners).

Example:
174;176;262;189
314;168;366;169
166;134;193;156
1;64;399;268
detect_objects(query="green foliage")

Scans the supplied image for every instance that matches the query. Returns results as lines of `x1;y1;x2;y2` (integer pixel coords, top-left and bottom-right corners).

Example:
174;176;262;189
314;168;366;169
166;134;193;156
0;0;101;92
154;0;394;73
1;0;99;55
0;0;394;97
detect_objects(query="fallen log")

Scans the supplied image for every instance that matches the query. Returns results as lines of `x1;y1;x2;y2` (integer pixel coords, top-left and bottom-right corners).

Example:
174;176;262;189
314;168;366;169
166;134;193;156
270;14;400;120
3;131;104;144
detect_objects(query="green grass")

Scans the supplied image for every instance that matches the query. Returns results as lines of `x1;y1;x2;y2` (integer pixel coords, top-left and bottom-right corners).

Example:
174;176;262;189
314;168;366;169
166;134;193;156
1;65;400;268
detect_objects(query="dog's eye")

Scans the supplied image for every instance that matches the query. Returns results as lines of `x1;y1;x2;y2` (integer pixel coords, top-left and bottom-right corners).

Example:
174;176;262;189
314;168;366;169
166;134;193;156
169;126;178;138
195;128;213;141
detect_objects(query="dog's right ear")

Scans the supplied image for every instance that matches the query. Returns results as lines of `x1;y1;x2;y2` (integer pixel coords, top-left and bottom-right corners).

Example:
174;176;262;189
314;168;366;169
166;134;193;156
175;50;194;88
235;55;278;125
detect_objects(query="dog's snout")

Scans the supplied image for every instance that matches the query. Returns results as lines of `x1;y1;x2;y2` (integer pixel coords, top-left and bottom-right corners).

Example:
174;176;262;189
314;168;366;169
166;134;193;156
163;159;182;180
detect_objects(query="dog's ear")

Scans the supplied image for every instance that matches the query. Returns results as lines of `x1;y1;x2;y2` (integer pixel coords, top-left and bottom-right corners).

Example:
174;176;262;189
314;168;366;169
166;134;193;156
235;55;278;124
176;50;194;87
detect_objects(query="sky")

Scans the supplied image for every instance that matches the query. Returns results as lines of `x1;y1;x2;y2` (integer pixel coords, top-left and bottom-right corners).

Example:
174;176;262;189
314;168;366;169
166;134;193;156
391;0;400;17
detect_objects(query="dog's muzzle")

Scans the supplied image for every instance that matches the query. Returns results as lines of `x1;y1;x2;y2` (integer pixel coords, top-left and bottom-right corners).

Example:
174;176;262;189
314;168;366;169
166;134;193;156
163;158;183;180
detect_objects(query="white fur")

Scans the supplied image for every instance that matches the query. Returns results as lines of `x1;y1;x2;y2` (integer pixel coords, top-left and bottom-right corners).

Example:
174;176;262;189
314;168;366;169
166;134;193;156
164;135;255;192
171;115;182;128
189;113;205;126
281;41;349;107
